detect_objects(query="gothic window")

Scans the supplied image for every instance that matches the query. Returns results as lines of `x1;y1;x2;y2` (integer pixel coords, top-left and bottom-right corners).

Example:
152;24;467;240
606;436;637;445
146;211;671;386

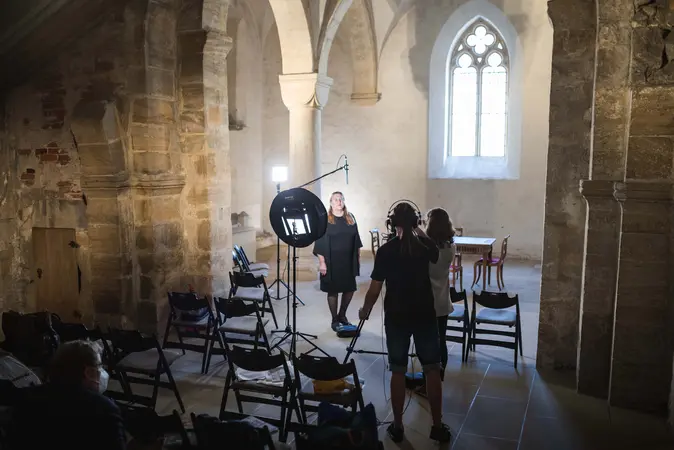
448;21;508;158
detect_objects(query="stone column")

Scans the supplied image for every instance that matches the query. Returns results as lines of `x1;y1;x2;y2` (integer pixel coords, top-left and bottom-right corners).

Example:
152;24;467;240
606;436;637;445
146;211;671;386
575;0;631;398
538;0;594;370
71;102;135;327
577;180;621;398
128;0;186;332
278;73;333;280
278;73;333;197
611;182;672;413
178;0;234;297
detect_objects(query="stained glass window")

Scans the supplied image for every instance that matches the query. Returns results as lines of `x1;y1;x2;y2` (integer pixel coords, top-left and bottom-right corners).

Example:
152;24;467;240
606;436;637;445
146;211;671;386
448;21;508;157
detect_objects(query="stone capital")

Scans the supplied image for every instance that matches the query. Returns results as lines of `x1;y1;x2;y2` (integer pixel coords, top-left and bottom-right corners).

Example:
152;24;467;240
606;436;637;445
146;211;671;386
278;73;333;110
613;181;674;203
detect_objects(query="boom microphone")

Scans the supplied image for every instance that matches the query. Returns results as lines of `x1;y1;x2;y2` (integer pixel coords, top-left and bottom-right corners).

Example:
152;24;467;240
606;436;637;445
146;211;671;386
345;156;349;185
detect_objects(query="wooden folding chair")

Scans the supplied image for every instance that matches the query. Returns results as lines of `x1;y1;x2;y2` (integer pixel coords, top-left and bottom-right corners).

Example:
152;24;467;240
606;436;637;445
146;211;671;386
229;271;278;328
467;290;523;367
289;354;365;426
446;287;470;362
204;297;270;373
219;346;297;442
162;291;224;374
107;328;185;412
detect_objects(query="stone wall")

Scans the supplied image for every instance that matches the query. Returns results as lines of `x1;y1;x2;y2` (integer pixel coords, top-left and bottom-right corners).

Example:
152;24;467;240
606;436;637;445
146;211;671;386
543;0;674;414
0;0;233;332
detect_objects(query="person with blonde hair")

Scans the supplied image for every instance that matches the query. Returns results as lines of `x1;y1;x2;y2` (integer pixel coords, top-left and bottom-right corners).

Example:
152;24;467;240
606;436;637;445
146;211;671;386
313;191;363;331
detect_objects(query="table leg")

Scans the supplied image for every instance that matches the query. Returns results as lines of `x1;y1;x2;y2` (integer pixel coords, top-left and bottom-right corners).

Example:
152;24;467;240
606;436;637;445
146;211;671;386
482;250;489;290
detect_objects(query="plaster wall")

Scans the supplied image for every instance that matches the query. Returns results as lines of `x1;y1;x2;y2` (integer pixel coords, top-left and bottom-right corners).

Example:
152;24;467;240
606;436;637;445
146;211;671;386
251;0;553;259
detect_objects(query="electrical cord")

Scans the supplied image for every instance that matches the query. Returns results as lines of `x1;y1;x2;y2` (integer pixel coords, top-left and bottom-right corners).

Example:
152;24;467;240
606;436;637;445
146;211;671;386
376;285;414;426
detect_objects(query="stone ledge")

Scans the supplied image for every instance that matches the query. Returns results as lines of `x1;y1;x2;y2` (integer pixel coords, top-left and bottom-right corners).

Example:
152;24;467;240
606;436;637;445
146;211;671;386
613;181;673;203
82;173;186;195
579;179;617;198
350;92;381;106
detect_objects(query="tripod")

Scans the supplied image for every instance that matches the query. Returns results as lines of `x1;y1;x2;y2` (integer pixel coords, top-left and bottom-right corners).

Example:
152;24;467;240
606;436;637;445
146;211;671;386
271;227;329;357
268;183;304;306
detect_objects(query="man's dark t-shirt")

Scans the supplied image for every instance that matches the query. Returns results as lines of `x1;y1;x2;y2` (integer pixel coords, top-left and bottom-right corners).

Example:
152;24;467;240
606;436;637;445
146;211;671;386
370;235;439;324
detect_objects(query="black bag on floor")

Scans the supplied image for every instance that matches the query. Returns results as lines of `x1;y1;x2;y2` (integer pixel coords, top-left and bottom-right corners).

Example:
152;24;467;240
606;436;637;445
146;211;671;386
296;402;381;450
1;311;60;368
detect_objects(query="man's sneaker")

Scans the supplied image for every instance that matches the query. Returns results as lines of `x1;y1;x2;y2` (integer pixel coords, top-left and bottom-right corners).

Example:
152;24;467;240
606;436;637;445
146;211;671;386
429;423;452;443
387;423;404;443
331;320;341;332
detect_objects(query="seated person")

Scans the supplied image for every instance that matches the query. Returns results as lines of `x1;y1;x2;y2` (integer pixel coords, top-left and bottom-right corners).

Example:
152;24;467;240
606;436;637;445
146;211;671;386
0;340;126;450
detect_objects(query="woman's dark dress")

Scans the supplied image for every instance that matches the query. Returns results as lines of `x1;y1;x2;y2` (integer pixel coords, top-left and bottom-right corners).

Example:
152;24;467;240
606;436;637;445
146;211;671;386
313;215;363;293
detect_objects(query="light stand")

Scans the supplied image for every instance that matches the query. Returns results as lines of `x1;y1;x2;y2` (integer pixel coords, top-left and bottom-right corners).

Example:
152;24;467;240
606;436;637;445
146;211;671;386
268;180;305;306
268;158;349;358
271;221;328;357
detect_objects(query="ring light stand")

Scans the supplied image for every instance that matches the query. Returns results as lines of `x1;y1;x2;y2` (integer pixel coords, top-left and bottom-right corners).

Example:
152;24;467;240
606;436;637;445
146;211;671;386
269;159;348;358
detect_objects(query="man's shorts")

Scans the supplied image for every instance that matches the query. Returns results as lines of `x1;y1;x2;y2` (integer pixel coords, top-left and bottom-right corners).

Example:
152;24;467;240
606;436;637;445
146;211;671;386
385;318;442;374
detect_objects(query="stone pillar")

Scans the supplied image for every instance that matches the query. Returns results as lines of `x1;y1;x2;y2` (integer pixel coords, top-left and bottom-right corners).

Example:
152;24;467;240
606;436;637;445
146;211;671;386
128;0;186;332
577;180;620;398
278;73;333;197
71;102;135;327
538;0;594;370
278;73;333;280
611;182;672;413
575;0;631;398
178;0;234;297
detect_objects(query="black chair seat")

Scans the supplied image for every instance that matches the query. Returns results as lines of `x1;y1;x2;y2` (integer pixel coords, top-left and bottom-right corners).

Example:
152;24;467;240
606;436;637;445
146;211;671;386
117;349;182;373
475;308;516;326
220;317;269;335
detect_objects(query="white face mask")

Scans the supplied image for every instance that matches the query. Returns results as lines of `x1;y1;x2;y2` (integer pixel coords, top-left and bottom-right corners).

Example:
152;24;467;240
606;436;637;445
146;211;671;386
97;368;109;394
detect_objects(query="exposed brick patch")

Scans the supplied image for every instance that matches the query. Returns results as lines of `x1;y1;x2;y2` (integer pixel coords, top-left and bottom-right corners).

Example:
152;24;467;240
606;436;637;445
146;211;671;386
20;170;35;186
35;142;72;165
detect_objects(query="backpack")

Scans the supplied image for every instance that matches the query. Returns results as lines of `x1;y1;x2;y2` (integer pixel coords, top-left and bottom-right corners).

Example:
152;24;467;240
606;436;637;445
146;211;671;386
296;403;381;450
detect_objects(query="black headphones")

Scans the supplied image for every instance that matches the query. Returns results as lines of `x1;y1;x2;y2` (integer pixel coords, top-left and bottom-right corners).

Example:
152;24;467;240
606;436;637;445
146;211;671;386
384;199;423;240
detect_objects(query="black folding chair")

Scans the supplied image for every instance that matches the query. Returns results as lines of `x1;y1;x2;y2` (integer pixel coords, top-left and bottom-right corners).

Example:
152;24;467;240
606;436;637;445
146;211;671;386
446;287;470;362
229;271;278;328
107;328;185;412
289;354;365;426
233;249;268;278
234;244;269;271
467;290;523;367
162;291;224;374
205;297;271;373
219;346;297;442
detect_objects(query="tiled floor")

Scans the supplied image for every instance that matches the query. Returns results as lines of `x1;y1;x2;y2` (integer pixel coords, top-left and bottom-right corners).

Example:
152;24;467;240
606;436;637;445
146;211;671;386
145;255;673;449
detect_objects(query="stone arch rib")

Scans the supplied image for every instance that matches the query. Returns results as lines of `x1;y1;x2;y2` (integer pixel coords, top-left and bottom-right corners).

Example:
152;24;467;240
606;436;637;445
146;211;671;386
341;0;380;105
267;0;315;73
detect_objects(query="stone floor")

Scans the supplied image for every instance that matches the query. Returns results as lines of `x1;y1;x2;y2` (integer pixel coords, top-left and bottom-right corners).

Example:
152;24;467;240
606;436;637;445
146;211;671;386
144;255;673;449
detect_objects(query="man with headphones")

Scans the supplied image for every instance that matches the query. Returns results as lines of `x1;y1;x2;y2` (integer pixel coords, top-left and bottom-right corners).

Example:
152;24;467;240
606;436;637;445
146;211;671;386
358;201;452;444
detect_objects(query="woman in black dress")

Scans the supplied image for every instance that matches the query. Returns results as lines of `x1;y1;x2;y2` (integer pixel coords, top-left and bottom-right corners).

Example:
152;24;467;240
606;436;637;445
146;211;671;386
313;191;363;331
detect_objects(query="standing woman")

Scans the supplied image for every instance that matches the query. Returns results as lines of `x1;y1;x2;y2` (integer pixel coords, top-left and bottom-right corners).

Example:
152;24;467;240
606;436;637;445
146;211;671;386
423;208;456;377
313;191;363;331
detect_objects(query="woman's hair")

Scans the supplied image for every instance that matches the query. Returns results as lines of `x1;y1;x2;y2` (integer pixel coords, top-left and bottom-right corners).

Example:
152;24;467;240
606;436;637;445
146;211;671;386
327;191;355;225
390;202;425;256
426;207;455;246
49;340;102;386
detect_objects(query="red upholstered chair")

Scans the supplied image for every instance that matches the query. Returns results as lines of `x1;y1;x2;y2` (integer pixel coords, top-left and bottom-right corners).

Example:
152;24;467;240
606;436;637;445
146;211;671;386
449;227;464;290
472;234;510;291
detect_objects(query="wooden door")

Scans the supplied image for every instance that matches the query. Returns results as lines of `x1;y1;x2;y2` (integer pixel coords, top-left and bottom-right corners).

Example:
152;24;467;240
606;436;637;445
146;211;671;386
32;227;80;321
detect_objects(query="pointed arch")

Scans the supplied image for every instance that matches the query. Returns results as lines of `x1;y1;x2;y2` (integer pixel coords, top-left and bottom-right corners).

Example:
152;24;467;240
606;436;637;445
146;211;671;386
428;0;522;180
